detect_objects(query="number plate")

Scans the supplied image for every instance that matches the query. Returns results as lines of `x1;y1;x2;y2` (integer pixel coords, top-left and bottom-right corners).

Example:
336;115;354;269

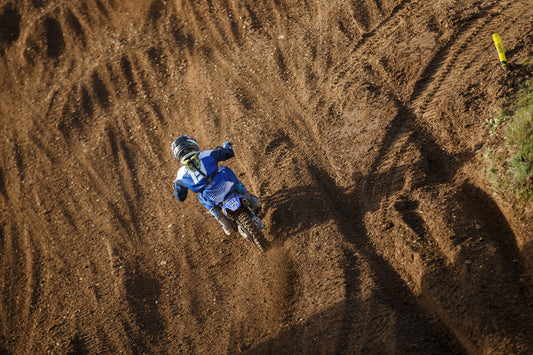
224;197;241;211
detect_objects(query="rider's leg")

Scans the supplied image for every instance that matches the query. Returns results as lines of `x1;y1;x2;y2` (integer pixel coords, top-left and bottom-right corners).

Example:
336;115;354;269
235;183;261;212
209;206;235;236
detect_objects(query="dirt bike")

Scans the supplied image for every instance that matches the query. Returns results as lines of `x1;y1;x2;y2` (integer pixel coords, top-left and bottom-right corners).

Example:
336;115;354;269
221;192;267;252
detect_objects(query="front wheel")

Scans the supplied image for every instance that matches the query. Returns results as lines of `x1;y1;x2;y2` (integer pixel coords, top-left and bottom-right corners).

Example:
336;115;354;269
236;211;267;252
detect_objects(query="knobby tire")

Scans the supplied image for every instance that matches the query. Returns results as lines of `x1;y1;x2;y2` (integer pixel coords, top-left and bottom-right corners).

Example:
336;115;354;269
236;211;266;252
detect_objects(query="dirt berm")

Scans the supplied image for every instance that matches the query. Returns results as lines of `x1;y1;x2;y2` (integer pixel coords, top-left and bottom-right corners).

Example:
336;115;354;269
1;0;533;353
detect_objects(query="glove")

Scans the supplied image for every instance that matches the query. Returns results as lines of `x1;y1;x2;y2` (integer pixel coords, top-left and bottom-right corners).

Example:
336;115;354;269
222;141;232;149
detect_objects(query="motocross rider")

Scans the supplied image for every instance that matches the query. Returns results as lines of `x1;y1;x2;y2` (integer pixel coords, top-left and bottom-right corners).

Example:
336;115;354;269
172;135;261;236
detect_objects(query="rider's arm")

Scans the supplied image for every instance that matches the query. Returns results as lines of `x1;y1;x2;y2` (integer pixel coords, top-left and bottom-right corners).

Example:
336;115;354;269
209;142;235;162
174;179;188;201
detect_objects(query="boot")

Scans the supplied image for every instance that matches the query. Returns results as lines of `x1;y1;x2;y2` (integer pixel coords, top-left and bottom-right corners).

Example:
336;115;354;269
236;183;261;213
210;206;235;236
248;195;261;213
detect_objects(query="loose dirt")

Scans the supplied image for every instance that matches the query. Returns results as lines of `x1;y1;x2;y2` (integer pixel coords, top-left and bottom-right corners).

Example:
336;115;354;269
1;0;532;353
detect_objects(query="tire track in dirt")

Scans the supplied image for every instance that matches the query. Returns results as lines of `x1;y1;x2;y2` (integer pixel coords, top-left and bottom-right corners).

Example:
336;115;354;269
311;0;416;97
411;9;500;119
412;1;532;130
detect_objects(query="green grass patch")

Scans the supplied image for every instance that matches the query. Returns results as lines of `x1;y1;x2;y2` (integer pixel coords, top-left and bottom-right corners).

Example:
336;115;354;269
484;63;533;203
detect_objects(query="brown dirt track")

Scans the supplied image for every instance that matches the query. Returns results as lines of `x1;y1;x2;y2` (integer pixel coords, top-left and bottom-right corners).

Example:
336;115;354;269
1;0;533;353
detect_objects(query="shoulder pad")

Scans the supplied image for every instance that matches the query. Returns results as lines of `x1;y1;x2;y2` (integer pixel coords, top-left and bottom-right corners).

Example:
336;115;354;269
176;166;188;180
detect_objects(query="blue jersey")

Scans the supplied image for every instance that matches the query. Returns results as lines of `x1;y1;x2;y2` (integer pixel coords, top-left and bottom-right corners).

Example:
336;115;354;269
174;146;240;210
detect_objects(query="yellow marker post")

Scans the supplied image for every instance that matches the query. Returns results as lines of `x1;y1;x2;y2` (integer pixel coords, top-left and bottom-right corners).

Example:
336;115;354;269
492;33;507;68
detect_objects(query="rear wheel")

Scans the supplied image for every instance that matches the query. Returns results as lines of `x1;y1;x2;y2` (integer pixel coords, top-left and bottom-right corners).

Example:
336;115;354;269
236;211;266;252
